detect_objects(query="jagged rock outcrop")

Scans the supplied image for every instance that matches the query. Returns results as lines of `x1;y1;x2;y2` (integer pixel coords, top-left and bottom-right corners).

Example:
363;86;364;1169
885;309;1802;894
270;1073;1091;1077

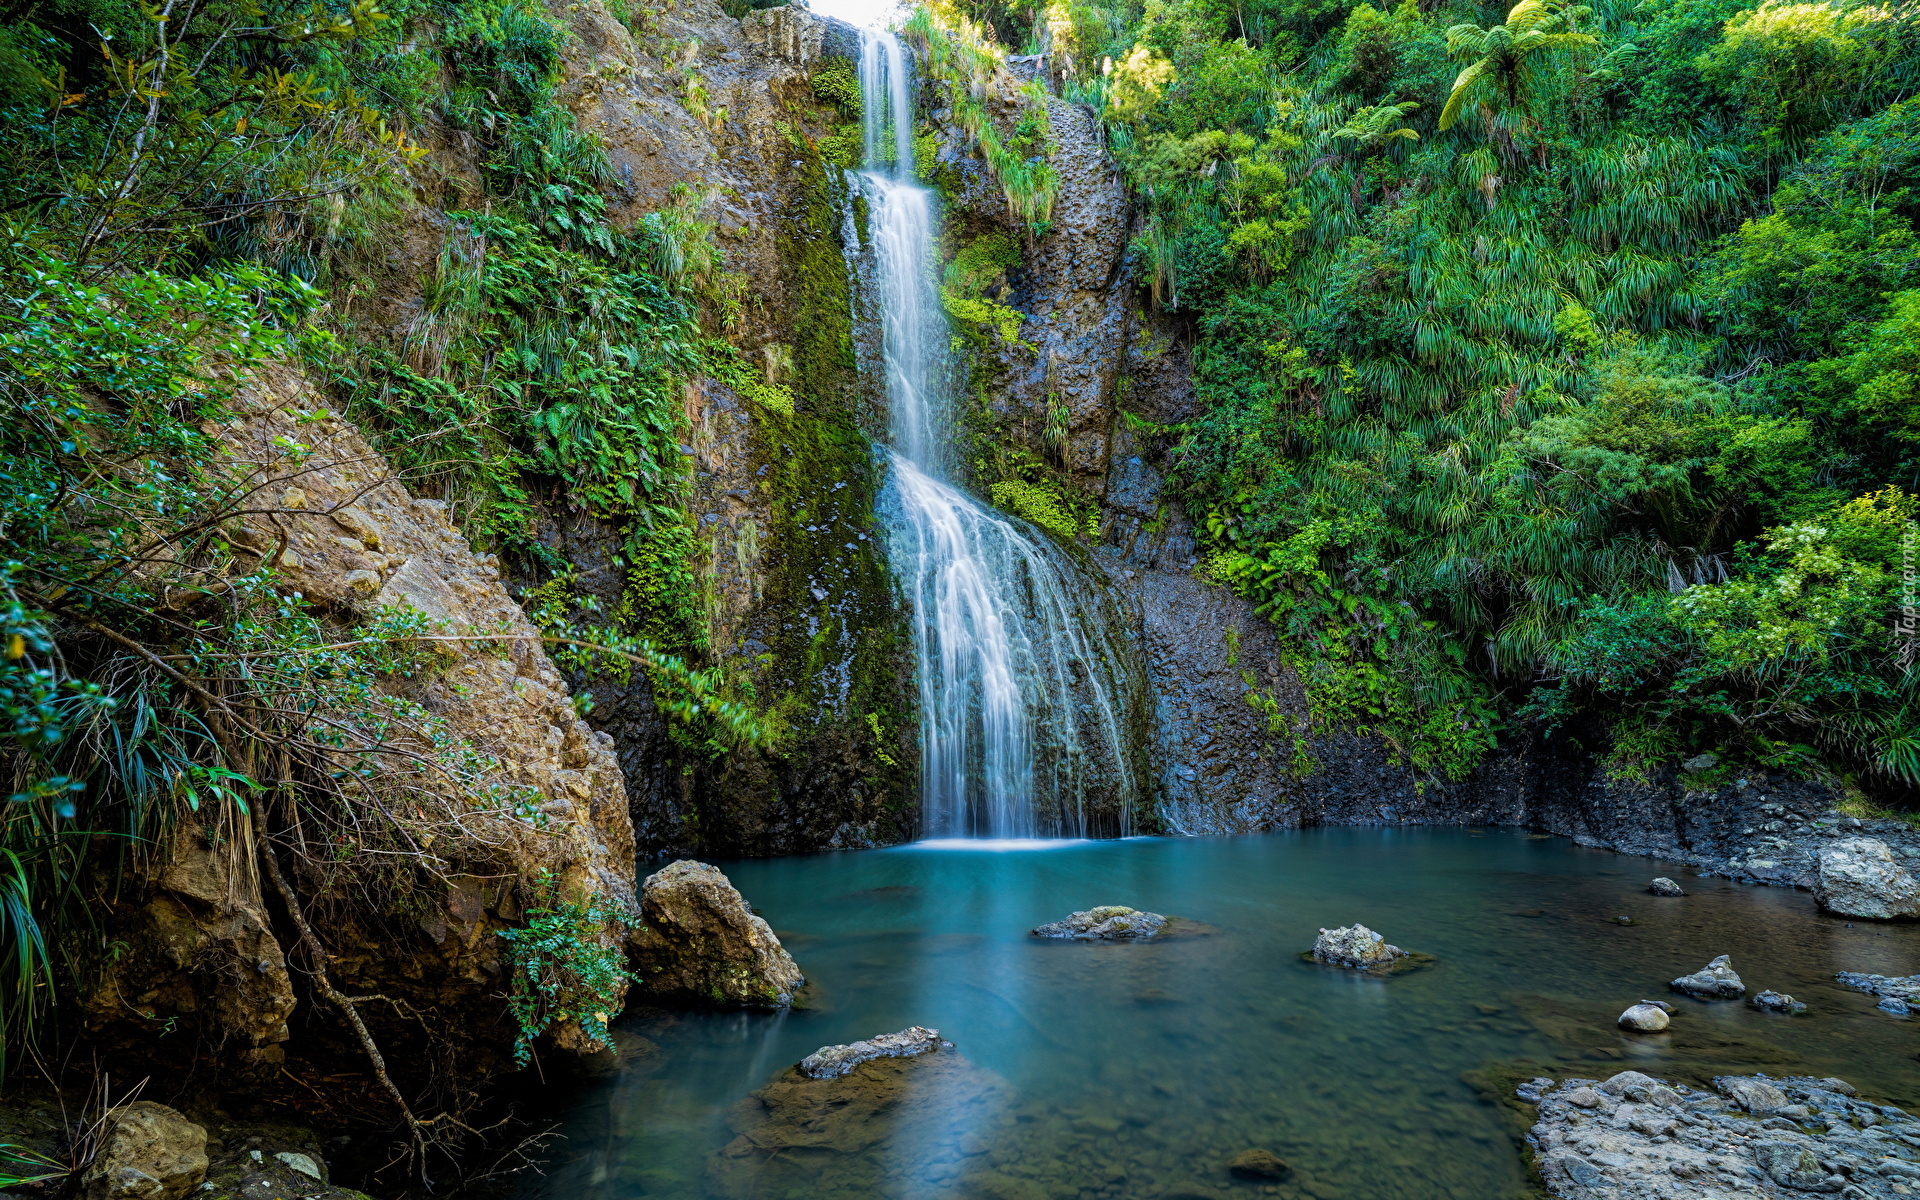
629;860;804;1007
1814;837;1920;918
80;1102;208;1200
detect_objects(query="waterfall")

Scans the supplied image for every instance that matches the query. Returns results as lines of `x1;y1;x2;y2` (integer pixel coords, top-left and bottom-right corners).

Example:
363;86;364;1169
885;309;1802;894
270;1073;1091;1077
849;29;1145;840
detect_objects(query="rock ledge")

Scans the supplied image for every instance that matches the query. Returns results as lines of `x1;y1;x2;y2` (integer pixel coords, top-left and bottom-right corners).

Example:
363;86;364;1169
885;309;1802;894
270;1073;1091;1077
797;1026;950;1079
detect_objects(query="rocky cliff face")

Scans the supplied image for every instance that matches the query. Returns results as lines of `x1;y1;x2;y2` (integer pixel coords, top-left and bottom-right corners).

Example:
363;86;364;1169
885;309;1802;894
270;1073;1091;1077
532;0;918;856
89;361;637;1089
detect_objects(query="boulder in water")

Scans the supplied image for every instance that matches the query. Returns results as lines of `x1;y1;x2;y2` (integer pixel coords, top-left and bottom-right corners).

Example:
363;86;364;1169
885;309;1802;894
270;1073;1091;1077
1752;990;1807;1014
1031;905;1168;940
1815;837;1920;919
1670;954;1744;999
1310;924;1405;969
1226;1149;1291;1180
1617;1002;1670;1032
798;1026;948;1079
707;1029;1008;1200
1648;877;1686;896
628;860;805;1008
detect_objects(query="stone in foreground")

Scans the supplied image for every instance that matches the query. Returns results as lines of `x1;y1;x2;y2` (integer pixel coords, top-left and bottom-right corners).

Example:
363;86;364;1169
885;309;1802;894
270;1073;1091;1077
1670;954;1744;999
1648;877;1687;896
1311;923;1405;969
1031;905;1168;939
80;1102;209;1200
1814;837;1920;919
1524;1070;1920;1197
629;860;805;1008
1616;1002;1670;1031
798;1026;949;1080
1227;1149;1291;1180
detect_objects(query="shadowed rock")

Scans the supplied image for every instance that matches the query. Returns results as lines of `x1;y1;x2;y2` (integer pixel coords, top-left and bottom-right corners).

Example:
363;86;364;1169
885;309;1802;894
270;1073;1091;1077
80;1102;208;1200
628;860;804;1008
1648;877;1686;896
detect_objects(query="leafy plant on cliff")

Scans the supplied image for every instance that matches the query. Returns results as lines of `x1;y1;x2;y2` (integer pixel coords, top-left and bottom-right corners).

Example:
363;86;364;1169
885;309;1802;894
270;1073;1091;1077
499;875;638;1066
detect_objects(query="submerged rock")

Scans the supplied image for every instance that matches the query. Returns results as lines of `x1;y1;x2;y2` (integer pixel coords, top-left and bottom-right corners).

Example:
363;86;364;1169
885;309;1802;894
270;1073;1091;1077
1815;837;1920;919
1752;990;1807;1014
1031;905;1168;939
1616;1002;1670;1032
1310;924;1405;969
1648;877;1687;896
1670;953;1745;999
708;1030;1009;1200
629;860;805;1008
1836;971;1920;1017
798;1027;948;1079
80;1101;208;1200
1525;1071;1920;1198
1226;1149;1290;1180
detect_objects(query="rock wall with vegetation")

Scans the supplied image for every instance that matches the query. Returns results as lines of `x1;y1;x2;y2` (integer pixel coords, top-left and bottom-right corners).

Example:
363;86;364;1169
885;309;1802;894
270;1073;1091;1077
0;0;909;1184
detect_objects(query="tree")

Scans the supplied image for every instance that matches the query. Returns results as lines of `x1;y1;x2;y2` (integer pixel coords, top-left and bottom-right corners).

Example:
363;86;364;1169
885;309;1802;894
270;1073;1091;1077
1329;101;1420;205
1439;0;1597;132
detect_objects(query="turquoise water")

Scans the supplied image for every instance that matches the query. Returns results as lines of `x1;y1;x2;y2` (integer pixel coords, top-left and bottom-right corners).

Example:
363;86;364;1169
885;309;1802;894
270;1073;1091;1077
522;829;1920;1200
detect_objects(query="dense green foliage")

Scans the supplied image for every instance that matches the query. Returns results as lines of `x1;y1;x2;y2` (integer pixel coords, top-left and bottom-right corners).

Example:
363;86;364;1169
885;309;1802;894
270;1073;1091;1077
944;0;1920;788
0;0;786;1128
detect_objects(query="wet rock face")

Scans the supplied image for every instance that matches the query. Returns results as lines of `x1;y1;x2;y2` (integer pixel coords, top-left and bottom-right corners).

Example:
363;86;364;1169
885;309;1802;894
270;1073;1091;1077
799;1026;948;1079
537;1;918;857
80;1102;208;1200
1671;954;1746;1000
708;1035;1009;1200
1526;1071;1920;1198
1311;924;1404;969
629;860;805;1007
1815;837;1920;918
1031;905;1168;940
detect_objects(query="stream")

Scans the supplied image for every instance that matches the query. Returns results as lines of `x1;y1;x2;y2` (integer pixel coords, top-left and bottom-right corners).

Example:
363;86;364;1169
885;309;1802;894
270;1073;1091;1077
518;829;1920;1200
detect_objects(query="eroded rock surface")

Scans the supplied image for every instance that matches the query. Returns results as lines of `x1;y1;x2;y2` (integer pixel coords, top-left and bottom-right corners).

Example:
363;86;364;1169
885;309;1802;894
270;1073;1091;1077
1525;1071;1920;1198
1031;905;1168;940
629;860;804;1007
80;1102;208;1200
799;1026;948;1079
1311;924;1405;970
1671;955;1745;1000
1817;838;1920;918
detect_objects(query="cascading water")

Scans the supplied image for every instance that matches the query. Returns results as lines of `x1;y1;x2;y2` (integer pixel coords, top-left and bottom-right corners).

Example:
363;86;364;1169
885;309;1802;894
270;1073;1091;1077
848;29;1145;840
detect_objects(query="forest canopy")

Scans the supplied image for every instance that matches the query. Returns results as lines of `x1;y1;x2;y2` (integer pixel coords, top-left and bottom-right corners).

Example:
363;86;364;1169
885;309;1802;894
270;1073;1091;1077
932;0;1920;790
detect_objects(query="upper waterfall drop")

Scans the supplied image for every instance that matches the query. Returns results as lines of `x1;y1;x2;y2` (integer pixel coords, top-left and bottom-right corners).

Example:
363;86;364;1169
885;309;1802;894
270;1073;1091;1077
847;28;1147;840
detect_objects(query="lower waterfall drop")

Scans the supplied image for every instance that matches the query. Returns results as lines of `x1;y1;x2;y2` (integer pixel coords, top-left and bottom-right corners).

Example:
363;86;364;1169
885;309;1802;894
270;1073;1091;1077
848;28;1146;840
